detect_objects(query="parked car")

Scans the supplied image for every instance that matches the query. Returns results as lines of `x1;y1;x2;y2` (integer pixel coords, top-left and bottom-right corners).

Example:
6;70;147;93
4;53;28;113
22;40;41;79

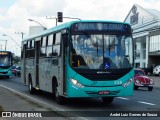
153;65;160;76
141;67;153;76
141;64;157;76
15;66;21;77
134;68;154;91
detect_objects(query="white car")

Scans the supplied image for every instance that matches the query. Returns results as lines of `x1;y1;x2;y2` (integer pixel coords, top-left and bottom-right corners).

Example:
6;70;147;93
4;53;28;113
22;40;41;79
153;65;160;76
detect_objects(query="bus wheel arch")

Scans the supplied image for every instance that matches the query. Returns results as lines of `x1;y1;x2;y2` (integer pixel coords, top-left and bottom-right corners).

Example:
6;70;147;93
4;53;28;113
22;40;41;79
28;74;36;94
52;77;65;104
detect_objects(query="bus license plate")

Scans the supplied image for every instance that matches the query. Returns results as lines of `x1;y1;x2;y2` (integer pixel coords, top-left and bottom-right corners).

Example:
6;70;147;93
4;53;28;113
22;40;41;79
98;91;109;95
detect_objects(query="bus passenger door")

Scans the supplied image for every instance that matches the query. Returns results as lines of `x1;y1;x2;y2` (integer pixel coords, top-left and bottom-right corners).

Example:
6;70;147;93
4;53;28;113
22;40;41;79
61;32;68;95
35;40;40;89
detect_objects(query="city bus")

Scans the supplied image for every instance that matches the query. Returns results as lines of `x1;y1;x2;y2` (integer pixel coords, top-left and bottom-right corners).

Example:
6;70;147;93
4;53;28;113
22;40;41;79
21;20;134;104
0;51;13;78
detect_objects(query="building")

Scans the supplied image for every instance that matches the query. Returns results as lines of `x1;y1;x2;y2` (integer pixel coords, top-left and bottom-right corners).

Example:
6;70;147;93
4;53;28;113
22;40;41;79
124;4;160;68
29;26;45;36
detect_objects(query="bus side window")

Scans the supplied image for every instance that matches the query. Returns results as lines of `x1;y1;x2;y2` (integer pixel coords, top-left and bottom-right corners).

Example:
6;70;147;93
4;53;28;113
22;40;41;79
30;39;35;58
55;32;61;44
48;34;53;46
40;36;47;57
53;45;60;56
26;41;30;58
46;34;53;57
52;32;61;56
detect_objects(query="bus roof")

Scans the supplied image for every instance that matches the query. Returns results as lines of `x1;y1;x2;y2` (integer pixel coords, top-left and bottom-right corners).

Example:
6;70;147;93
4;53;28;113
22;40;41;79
0;51;12;53
23;20;130;42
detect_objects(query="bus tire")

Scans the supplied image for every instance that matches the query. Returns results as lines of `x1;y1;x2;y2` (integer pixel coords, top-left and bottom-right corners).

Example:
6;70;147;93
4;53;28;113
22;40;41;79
28;76;36;94
53;82;64;104
55;87;63;104
102;97;114;104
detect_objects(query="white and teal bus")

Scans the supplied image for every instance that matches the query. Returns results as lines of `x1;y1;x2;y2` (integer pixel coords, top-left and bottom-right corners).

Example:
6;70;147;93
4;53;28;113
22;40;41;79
0;51;13;78
21;20;134;104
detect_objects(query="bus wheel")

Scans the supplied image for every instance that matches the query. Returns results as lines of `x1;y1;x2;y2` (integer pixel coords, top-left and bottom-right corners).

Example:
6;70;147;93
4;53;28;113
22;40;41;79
102;97;114;104
54;86;64;104
28;77;36;94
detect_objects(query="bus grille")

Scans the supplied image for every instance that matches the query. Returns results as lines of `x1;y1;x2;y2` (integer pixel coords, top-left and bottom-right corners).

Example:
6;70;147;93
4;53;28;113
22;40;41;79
0;72;8;74
82;73;125;80
74;68;131;81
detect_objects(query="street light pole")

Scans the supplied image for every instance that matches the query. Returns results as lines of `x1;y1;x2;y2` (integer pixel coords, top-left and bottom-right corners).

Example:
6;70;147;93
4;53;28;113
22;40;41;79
28;19;47;30
2;34;21;48
15;32;25;39
46;16;58;26
0;39;7;51
0;45;2;50
5;40;7;51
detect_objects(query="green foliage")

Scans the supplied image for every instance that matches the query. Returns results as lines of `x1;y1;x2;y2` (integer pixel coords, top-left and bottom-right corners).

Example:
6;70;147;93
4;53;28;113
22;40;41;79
13;56;21;64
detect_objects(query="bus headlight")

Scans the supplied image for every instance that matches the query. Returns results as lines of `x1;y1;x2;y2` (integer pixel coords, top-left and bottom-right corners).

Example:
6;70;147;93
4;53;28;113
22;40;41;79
70;78;84;88
123;78;133;87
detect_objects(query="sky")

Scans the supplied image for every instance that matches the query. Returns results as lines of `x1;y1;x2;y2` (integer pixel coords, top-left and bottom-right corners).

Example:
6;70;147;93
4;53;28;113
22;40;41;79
0;0;160;56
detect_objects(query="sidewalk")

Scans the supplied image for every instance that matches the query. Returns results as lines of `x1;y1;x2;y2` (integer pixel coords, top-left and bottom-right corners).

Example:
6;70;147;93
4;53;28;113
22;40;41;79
0;86;68;120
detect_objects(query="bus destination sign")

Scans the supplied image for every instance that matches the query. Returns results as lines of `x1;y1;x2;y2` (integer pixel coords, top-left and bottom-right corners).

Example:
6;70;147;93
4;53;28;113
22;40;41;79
0;52;9;55
72;23;129;32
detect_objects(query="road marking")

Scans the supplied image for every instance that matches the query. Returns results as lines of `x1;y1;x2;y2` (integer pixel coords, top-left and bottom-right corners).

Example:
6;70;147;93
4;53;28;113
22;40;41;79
117;97;130;100
138;101;156;106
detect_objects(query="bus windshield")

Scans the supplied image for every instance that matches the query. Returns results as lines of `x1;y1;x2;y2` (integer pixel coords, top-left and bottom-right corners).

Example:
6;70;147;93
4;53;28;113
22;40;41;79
0;55;11;66
70;33;133;70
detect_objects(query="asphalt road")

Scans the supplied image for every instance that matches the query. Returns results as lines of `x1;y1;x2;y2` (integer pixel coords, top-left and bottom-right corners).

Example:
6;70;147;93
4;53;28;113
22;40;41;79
0;75;160;120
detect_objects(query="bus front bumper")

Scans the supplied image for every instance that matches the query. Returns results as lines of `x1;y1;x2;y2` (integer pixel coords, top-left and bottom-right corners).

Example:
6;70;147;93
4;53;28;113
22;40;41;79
0;71;12;77
67;81;134;98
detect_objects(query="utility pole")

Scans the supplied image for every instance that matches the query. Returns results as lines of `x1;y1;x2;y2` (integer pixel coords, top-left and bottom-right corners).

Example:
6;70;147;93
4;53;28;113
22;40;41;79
46;12;81;26
46;16;58;26
0;39;7;50
15;32;25;39
3;34;21;48
0;45;2;50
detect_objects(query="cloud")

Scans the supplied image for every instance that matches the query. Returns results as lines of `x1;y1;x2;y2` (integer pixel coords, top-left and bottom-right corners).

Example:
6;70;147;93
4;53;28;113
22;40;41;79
64;0;137;21
0;0;160;56
16;0;67;16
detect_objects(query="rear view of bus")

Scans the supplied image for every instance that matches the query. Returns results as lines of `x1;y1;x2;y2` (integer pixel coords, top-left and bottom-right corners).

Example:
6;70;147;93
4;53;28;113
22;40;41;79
67;21;134;104
0;51;12;78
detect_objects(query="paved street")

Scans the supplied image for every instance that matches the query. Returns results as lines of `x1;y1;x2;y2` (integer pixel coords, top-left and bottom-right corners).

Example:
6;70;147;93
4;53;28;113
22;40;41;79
149;76;160;87
0;75;160;120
